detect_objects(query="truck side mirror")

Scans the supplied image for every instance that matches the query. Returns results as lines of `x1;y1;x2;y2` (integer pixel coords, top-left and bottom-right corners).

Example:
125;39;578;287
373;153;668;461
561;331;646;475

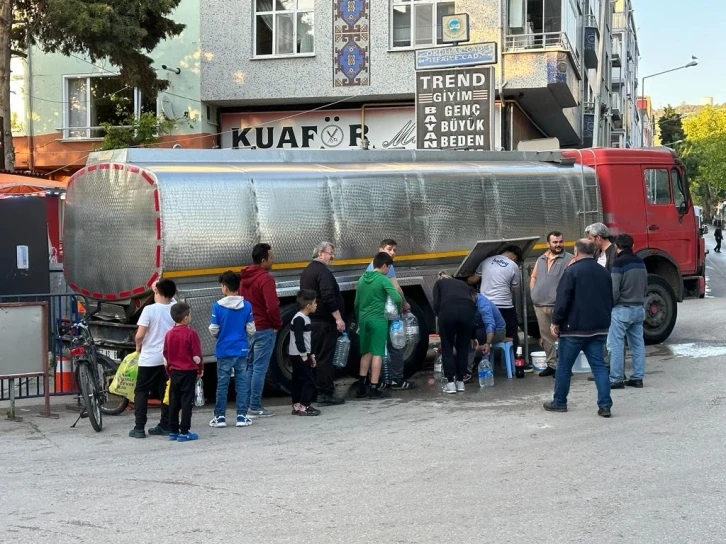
678;201;688;216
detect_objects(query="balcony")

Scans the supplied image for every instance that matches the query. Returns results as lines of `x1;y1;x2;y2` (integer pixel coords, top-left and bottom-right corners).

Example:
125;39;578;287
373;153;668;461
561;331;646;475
504;31;579;69
612;52;622;68
611;108;623;129
584;15;599;70
612;12;628;31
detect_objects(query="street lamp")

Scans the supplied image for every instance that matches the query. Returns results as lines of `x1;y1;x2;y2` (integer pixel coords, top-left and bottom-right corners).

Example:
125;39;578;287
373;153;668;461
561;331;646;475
640;56;698;146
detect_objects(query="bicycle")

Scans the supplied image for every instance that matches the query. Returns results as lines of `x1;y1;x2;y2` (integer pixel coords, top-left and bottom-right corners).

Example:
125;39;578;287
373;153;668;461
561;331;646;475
58;309;129;431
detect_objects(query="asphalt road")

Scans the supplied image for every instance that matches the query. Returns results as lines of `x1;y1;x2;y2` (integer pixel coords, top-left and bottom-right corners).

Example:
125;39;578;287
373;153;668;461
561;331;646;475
3;241;726;543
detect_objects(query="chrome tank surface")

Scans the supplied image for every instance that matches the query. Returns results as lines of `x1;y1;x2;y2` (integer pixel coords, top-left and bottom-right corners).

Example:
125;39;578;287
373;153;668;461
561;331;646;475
64;149;602;300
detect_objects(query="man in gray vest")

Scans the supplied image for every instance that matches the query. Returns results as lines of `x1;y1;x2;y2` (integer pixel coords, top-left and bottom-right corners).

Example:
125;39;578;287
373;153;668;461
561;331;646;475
530;231;573;377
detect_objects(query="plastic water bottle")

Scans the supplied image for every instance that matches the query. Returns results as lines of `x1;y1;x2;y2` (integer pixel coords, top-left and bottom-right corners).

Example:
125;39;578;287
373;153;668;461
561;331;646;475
433;351;443;383
333;333;351;368
384;297;399;320
382;347;391;385
403;312;419;345
389;318;406;349
194;378;205;407
478;357;494;388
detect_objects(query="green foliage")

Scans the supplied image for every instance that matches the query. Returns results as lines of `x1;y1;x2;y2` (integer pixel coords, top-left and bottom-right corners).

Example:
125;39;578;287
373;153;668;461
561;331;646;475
658;105;685;146
680;106;726;215
99;111;176;150
11;1;184;95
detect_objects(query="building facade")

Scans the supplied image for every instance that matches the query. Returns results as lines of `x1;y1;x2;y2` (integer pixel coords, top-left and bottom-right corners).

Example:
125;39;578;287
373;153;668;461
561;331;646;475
202;0;635;151
9;0;216;176
9;0;645;174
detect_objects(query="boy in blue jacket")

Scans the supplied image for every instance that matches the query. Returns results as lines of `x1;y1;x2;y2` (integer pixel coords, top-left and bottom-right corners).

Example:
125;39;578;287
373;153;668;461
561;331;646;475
209;271;256;428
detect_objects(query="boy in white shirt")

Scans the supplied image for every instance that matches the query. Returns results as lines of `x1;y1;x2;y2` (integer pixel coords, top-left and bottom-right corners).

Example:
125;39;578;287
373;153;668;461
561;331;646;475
129;279;177;439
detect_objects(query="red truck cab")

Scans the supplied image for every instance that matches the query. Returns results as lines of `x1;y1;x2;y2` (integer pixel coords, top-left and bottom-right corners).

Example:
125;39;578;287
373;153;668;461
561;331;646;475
564;147;705;343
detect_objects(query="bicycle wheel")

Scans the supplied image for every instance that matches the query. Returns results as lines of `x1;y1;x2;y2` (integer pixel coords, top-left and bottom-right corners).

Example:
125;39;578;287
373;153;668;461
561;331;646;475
78;363;103;432
97;354;130;416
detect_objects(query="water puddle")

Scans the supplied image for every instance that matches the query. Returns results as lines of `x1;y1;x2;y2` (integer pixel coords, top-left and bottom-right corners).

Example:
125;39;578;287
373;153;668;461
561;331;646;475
663;343;726;359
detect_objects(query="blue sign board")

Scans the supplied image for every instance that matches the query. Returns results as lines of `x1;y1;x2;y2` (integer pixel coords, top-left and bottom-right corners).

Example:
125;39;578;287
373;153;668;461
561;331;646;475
415;42;498;70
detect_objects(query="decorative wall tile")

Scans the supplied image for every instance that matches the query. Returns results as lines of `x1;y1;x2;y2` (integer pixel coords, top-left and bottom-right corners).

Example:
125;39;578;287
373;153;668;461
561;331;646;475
333;0;370;87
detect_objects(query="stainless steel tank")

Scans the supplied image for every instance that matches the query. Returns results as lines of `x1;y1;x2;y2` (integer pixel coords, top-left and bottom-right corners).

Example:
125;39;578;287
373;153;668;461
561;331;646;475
64;149;602;300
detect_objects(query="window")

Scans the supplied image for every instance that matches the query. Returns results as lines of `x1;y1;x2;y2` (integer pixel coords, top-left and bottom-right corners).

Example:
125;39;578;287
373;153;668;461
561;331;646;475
644;168;671;205
507;0;579;53
672;167;688;208
64;76;155;139
391;0;455;48
255;0;315;56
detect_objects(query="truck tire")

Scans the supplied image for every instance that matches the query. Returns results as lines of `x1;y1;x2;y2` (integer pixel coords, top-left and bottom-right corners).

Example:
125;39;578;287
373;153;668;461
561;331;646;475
268;304;300;394
345;298;429;379
643;274;678;345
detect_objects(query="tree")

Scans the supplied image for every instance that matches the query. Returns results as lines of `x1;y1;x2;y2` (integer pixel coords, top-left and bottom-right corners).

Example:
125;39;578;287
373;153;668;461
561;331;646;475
0;0;184;170
681;106;726;216
100;112;176;150
658;105;685;146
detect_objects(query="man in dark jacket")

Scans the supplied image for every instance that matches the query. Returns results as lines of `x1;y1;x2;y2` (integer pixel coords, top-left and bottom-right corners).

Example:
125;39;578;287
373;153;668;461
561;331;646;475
240;243;283;418
544;239;614;417
608;233;648;389
299;241;346;405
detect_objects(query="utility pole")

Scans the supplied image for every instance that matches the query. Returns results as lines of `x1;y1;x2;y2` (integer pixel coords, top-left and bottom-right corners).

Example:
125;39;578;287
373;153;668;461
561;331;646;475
0;0;15;170
590;0;609;147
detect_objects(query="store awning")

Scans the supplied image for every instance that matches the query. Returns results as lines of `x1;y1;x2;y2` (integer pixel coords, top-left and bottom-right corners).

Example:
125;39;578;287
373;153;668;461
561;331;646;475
0;171;66;196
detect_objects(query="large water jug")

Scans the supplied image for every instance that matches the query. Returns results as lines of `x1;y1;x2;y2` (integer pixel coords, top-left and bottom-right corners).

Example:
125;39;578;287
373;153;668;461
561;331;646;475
389;318;406;349
384;296;399;320
333;333;351;368
382;348;391;385
403;312;419;345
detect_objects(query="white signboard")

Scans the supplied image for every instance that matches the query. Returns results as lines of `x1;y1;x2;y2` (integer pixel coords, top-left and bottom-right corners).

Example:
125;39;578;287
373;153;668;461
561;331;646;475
220;107;417;150
220;106;502;151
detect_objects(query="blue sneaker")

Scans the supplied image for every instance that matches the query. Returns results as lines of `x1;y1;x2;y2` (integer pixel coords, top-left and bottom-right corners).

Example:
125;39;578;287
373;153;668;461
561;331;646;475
236;414;252;427
176;432;199;442
209;415;226;428
168;433;179;441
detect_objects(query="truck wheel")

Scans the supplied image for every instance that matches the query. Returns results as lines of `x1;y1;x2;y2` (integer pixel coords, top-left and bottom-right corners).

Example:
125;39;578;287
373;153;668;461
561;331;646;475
267;304;298;394
345;298;429;379
643;274;678;345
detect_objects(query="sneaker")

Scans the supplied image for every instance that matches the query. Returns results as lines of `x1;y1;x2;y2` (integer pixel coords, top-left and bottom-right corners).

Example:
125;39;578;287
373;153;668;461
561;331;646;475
176;432;199;442
318;394;346;405
379;382;389;391
356;385;368;398
209;415;227;428
236;414;253;427
598;406;612;418
368;387;390;399
247;408;275;418
523;363;535;374
168;433;179;441
391;380;417;390
297;406;321;416
455;380;465;392
128;428;146;439
543;401;567;412
148;425;170;436
539;367;556;377
443;382;457;394
463;373;474;384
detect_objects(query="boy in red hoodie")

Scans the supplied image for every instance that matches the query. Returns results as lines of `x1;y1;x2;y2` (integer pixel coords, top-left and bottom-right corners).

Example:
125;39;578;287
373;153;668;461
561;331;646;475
240;243;282;418
163;302;203;442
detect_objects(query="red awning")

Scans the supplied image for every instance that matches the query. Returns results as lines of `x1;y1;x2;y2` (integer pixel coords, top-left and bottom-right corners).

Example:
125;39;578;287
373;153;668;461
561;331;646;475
0;171;67;196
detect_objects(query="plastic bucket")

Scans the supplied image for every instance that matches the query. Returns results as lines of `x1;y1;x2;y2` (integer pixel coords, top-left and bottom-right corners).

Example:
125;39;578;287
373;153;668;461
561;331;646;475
531;351;548;371
55;356;76;392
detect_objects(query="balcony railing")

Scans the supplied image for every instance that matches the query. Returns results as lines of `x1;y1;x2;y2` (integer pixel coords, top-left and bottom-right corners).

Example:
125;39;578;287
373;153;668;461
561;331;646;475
504;32;580;69
585;14;598;28
612;12;628;30
583;101;596;115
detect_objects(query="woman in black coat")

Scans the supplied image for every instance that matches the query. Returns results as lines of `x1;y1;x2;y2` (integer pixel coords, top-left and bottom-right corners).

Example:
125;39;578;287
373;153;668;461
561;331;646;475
433;272;477;394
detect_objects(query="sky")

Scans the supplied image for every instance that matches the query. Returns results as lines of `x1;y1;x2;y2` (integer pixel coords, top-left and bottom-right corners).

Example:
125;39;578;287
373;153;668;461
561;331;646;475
636;0;724;108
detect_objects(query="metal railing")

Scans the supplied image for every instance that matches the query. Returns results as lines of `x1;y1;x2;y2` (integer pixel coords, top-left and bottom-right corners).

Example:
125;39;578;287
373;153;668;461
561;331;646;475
0;293;89;403
585;14;598;28
504;31;580;71
612;12;628;30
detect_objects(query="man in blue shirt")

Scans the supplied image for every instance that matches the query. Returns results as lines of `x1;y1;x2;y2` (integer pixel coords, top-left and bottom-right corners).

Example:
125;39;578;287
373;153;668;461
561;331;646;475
365;239;416;390
465;293;507;381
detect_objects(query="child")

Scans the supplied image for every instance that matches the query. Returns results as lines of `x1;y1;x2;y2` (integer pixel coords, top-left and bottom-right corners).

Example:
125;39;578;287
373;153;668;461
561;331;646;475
289;290;321;416
130;278;177;439
209;271;256;428
355;252;402;399
163;302;203;442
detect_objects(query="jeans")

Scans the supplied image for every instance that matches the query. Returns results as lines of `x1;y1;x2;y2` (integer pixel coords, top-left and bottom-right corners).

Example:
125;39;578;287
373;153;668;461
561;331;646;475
246;329;277;410
214;356;249;417
553;335;612;409
607;305;646;382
